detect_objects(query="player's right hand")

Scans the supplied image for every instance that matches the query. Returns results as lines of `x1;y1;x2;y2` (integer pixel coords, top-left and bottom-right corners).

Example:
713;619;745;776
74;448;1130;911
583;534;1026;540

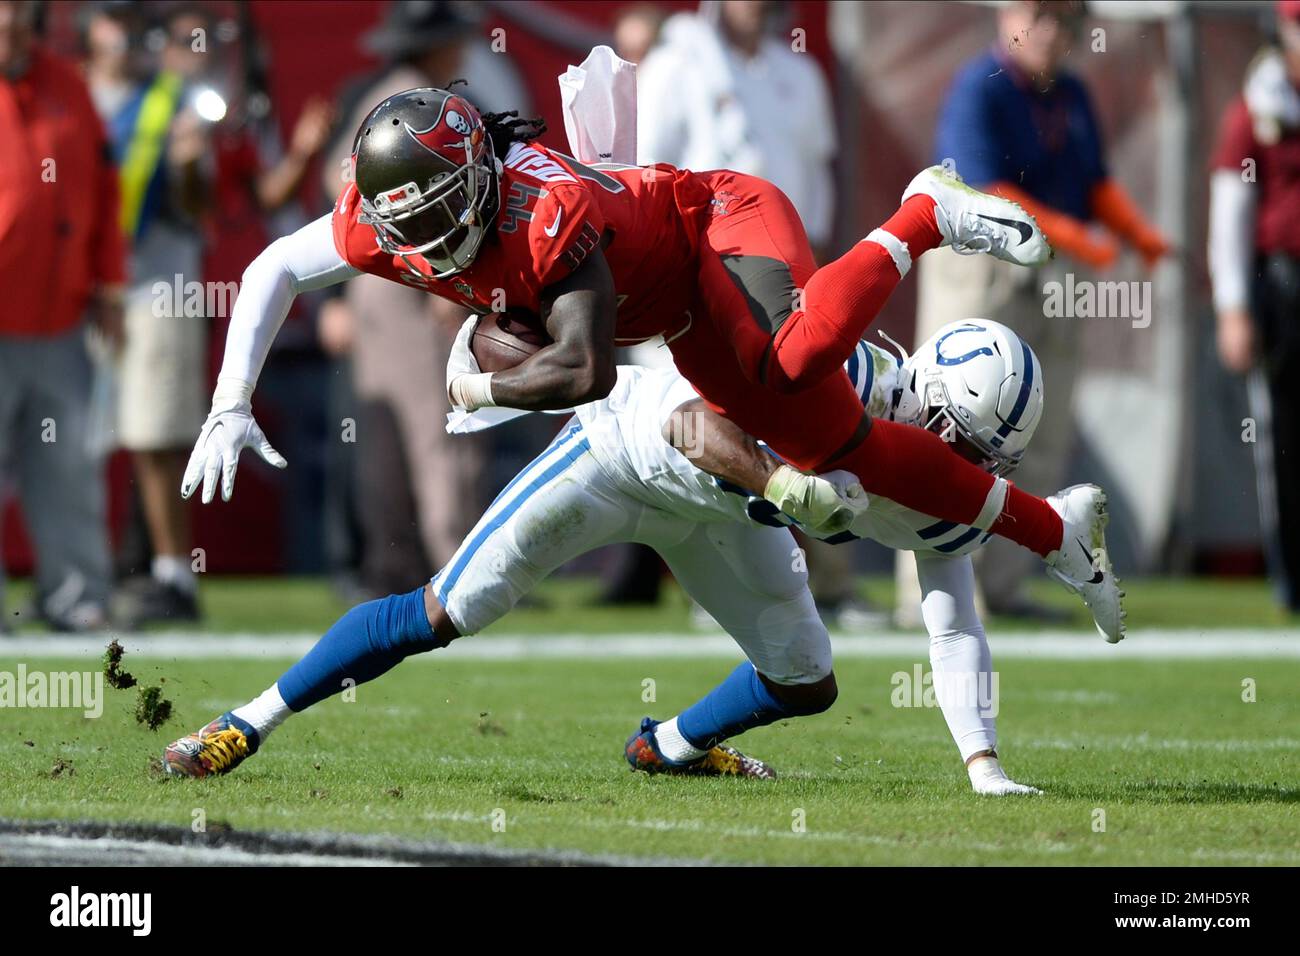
181;393;287;504
763;465;868;536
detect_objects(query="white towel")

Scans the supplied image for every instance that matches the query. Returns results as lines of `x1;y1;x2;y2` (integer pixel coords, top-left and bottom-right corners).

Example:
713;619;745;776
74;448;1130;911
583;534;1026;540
558;45;638;165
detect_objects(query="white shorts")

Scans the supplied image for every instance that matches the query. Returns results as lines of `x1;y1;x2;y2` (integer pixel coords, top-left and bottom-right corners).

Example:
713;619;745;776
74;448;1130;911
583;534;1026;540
431;419;831;684
117;295;207;451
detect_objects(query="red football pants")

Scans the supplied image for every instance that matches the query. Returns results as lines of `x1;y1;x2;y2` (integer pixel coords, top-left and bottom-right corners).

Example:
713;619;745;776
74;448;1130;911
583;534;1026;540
670;171;1062;556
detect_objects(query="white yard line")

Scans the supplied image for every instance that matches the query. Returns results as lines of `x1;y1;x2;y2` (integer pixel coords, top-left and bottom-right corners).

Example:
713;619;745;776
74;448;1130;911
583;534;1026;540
0;629;1296;660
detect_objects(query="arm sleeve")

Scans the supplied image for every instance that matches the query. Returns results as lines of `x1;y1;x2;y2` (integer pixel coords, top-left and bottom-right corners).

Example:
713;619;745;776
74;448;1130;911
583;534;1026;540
1208;169;1257;313
217;213;360;390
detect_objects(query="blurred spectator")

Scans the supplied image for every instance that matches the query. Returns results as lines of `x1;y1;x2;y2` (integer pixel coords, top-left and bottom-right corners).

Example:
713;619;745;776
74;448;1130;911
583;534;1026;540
319;0;527;596
613;3;665;66
1209;0;1300;613
96;3;334;623
98;2;333;627
637;0;874;625
638;0;835;255
896;0;1169;625
0;0;122;630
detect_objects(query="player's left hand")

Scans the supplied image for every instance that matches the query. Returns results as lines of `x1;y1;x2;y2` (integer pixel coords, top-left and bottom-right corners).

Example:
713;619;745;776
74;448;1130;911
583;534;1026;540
181;383;287;504
764;465;868;536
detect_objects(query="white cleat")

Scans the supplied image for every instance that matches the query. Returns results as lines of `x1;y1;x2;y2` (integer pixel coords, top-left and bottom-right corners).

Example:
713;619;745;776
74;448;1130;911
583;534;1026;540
902;165;1052;267
968;756;1042;796
1044;483;1126;643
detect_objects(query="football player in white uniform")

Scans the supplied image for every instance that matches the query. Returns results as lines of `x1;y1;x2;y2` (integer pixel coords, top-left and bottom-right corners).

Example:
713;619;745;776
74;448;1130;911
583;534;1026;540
164;319;1108;795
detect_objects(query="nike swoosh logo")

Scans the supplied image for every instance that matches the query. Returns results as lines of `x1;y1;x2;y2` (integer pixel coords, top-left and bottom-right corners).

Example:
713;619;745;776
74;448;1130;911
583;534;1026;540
1078;539;1104;584
543;209;563;237
977;214;1034;246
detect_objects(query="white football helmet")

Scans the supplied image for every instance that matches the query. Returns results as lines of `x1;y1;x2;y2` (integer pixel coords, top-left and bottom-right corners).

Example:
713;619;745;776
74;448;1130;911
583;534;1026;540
900;319;1044;476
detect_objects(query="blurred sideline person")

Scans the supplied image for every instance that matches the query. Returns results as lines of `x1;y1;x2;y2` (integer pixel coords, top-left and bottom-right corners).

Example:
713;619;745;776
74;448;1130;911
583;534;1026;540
1209;0;1300;613
0;0;122;631
95;3;333;626
636;0;874;625
897;0;1168;626
612;2;665;68
164;322;1052;796
319;1;527;595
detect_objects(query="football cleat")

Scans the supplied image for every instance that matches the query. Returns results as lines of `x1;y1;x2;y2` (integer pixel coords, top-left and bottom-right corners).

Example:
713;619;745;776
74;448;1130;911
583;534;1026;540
1044;484;1126;643
163;712;260;778
902;165;1052;267
624;717;776;780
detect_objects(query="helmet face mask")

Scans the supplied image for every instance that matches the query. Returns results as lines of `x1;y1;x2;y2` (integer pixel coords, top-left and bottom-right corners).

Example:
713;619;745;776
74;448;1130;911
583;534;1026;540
351;89;501;279
902;319;1043;478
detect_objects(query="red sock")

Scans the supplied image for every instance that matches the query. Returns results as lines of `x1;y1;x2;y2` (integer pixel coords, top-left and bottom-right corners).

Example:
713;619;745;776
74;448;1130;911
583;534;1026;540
765;196;943;392
879;194;943;252
991;484;1064;558
827;418;995;523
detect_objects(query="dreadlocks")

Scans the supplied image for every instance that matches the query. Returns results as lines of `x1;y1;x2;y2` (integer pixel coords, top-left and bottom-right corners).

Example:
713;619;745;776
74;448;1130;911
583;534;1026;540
481;110;549;160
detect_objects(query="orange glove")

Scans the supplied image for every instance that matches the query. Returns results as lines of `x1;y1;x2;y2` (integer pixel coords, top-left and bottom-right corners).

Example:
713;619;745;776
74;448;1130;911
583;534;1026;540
988;181;1118;269
1090;178;1172;269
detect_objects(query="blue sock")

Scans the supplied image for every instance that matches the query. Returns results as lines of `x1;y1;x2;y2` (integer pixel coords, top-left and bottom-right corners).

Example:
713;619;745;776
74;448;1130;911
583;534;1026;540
277;587;440;712
676;662;792;750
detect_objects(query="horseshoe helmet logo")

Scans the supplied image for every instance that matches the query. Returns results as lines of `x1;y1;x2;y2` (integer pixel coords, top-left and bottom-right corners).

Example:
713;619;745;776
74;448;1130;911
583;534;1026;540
934;323;994;366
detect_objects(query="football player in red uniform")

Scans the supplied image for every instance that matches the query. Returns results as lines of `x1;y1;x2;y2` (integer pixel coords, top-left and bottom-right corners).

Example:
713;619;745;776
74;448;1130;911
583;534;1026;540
184;88;1122;640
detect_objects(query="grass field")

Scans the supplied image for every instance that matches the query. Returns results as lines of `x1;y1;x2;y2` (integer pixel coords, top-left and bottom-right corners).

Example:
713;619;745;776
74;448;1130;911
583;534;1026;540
1;577;1298;865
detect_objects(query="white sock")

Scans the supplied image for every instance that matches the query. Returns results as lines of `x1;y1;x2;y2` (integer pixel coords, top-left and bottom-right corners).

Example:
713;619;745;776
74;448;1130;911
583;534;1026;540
152;555;197;595
929;628;997;761
232;684;292;740
654;717;708;763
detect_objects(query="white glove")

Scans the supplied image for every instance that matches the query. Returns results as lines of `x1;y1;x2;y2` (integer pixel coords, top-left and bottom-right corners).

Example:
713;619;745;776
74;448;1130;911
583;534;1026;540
181;378;287;504
446;314;496;411
763;465;868;536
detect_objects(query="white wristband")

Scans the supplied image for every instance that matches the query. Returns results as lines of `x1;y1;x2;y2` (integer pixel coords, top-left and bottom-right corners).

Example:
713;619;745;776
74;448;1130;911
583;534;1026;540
449;372;496;411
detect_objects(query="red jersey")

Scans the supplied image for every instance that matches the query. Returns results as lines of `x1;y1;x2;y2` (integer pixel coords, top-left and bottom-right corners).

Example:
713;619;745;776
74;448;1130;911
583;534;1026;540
332;140;712;344
1212;96;1300;259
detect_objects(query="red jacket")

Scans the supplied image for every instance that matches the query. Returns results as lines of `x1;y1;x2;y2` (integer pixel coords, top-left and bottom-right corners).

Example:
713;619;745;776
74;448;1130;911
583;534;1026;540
0;45;125;337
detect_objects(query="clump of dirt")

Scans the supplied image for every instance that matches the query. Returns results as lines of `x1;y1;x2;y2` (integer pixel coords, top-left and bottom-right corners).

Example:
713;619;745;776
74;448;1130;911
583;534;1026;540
134;685;173;731
103;640;137;690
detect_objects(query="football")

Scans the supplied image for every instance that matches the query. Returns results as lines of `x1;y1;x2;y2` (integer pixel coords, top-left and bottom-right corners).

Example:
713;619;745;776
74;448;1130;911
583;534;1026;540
470;309;552;372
